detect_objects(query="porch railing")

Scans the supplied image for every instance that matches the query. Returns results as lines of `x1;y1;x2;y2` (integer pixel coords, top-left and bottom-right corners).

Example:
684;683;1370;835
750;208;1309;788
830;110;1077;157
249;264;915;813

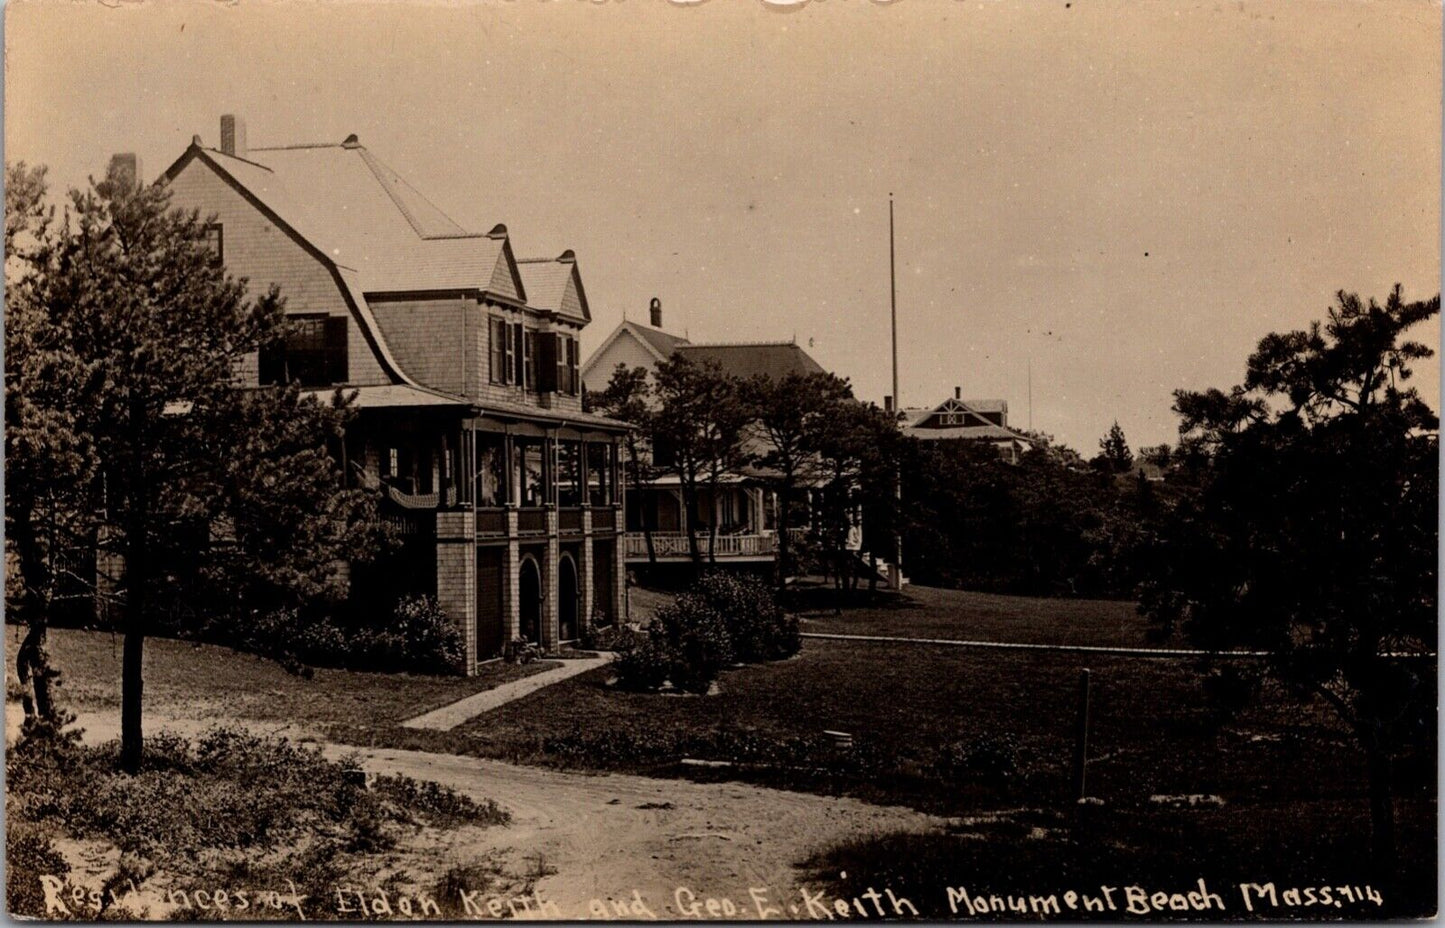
623;531;778;559
517;508;548;535
476;508;508;536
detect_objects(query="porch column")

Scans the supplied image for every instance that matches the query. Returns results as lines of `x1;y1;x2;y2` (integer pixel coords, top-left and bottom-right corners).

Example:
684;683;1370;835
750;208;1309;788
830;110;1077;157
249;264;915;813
543;506;560;651
672;488;687;532
614;504;628;622
436;509;478;674
579;510;595;635
503;507;520;643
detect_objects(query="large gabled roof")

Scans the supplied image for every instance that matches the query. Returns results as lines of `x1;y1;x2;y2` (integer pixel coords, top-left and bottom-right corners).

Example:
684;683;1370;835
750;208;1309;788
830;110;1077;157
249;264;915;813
676;342;826;380
164;141;525;303
631;324;691;357
902;396;1008;429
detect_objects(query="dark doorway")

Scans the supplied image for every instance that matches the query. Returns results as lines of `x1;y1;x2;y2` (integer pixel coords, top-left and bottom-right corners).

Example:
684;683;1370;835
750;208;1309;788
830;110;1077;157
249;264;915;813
476;548;504;660
558;555;579;642
592;541;614;626
519;557;541;644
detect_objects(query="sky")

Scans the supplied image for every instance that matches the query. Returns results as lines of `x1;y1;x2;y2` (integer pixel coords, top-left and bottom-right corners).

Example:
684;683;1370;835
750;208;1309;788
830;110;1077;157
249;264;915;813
5;0;1440;453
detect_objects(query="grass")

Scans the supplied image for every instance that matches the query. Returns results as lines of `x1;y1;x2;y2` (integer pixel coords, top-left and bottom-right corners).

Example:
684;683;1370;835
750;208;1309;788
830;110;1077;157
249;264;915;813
21;623;559;743
6;725;512;920
20;588;1437;915
800;800;1438;919
796;584;1150;646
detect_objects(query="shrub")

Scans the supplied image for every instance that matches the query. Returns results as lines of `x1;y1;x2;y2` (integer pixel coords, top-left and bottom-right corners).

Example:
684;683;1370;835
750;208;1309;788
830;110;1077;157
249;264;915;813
9;726;505;866
237;596;463;675
1201;665;1260;723
691;572;799;662
580;621;637;652
933;733;1020;786
7;825;70;917
613;630;673;692
386;594;465;674
653;593;733;694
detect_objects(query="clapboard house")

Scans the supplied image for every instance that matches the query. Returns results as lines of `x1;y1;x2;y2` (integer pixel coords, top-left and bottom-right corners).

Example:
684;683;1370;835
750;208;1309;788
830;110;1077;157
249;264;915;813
581;299;890;581
157;116;629;670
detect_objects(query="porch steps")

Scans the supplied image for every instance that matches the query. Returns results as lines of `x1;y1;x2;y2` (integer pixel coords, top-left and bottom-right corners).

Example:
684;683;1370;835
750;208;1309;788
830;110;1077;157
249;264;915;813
856;550;908;590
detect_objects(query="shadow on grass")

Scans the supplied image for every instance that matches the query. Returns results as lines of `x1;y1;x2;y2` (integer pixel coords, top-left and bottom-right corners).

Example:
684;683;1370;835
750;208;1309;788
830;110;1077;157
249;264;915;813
785;583;921;617
800;801;1437;920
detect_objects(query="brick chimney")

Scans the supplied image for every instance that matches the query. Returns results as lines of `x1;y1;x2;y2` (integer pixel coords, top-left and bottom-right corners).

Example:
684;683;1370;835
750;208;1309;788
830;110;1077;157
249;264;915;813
954;386;961;400
884;395;895;414
649;297;662;329
106;153;143;193
220;114;247;158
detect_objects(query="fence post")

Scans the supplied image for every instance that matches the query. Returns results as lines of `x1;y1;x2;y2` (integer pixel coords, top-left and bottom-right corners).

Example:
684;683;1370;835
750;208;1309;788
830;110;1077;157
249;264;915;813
1073;668;1091;801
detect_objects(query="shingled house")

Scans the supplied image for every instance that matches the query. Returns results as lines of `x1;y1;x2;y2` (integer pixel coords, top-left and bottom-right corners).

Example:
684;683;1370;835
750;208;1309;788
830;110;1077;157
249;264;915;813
157;116;629;670
580;299;878;571
901;389;1033;463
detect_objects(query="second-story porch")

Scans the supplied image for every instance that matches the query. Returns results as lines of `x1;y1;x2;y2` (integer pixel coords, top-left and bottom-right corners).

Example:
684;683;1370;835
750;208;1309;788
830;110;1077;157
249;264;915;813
622;478;783;564
341;391;625;538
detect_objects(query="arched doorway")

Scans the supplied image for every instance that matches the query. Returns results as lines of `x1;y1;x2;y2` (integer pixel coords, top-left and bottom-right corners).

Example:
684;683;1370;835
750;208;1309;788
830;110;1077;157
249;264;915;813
558;554;579;642
519;557;541;645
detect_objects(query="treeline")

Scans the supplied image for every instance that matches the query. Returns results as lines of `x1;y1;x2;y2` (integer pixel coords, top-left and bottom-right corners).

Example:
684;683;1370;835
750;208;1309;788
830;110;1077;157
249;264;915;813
898;433;1174;598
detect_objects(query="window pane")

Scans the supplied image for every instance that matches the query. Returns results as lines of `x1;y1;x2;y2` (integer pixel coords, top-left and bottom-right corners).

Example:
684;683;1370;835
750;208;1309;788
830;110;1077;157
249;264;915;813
476;433;506;506
557;441;581;507
587;442;611;506
490;319;506;384
517;438;546;507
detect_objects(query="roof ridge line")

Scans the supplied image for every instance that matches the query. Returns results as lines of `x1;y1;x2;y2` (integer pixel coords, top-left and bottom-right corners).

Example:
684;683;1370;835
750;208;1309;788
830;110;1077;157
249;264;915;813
357;147;471;240
205;148;275;173
418;231;495;241
681;340;801;348
251;143;344;151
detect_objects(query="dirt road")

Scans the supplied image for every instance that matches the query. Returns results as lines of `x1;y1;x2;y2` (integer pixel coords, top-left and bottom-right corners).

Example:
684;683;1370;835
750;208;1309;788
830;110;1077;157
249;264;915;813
9;706;947;919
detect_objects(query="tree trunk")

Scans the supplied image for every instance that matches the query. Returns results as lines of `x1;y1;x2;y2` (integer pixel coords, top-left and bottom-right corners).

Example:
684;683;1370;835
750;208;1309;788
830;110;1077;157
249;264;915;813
9;501;61;725
121;627;145;773
1364;726;1397;883
628;439;657;566
680;476;703;568
775;483;792;593
16;622;57;723
120;491;151;774
706;477;720;567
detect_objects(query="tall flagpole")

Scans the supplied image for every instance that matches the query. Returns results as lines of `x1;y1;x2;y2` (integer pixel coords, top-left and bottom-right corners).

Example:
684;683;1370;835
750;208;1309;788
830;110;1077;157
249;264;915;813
888;194;903;591
889;194;899;416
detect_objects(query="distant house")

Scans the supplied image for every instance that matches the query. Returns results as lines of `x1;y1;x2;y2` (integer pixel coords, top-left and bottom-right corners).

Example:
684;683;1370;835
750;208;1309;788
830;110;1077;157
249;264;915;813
581;299;869;570
902;389;1033;463
156;115;629;669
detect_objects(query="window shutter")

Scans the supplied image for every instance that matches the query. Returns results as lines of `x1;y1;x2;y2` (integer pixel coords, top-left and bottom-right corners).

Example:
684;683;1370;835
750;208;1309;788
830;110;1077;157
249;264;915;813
567;337;580;395
490;319;505;384
555;335;569;394
511;322;524;384
524;330;537;389
324;317;348;384
537;333;558;393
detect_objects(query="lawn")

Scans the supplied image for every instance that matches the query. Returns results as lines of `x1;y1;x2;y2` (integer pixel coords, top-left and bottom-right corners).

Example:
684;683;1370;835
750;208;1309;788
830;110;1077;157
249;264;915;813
15;623;558;744
796;584;1150;646
21;588;1437;916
